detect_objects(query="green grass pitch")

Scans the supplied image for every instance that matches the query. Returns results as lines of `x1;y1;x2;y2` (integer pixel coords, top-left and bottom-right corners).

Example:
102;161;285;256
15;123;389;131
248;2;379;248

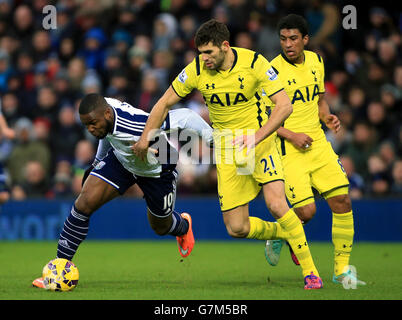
0;241;401;300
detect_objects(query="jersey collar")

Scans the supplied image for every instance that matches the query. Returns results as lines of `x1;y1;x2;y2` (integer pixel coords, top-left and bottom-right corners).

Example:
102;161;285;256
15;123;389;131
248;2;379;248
229;48;238;72
281;52;305;66
108;103;118;134
217;48;238;73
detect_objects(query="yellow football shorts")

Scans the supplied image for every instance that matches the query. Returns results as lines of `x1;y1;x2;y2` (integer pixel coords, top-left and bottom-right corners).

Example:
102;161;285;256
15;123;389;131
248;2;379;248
278;138;349;208
214;132;284;212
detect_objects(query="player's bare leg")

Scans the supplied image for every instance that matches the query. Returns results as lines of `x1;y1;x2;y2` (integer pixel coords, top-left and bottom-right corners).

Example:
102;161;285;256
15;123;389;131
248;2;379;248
222;204;251;238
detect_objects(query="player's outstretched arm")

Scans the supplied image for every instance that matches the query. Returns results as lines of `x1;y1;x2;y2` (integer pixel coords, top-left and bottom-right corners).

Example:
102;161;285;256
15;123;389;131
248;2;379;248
166;108;213;145
133;86;182;161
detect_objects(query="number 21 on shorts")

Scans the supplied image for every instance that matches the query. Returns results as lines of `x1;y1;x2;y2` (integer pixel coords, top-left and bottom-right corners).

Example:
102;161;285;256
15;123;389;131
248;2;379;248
260;155;277;176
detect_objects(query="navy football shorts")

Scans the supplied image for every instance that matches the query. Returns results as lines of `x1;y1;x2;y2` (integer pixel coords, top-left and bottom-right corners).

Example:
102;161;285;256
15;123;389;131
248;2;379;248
90;151;178;217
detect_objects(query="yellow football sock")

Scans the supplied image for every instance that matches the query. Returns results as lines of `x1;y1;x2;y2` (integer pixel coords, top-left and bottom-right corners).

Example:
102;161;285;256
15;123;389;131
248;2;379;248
246;216;289;240
277;209;319;277
332;211;354;276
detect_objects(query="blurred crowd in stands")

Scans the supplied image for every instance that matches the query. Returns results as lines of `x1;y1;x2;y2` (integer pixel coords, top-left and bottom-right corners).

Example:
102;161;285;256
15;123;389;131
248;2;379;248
0;0;400;200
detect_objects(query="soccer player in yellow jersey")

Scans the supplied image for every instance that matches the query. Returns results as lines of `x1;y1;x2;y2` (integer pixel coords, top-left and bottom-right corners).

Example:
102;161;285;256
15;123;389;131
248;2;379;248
133;19;322;289
264;14;365;286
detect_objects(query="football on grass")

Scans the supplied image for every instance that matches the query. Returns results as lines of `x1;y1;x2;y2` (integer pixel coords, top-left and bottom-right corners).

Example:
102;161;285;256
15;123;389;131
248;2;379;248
42;258;79;291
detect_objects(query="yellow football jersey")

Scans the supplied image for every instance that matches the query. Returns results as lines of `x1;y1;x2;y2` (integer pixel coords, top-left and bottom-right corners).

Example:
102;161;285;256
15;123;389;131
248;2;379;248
268;50;326;142
172;47;284;131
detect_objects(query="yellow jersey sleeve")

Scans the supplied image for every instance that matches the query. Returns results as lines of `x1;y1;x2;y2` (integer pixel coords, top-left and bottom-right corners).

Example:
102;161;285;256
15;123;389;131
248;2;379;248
171;57;199;98
253;54;284;99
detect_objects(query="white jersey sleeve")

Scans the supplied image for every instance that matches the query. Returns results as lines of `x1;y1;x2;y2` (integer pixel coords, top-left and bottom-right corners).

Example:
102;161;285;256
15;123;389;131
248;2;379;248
163;108;213;145
94;138;111;163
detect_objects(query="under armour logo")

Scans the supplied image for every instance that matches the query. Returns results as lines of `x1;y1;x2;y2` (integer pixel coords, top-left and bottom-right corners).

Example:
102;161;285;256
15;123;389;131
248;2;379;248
288;79;296;85
206;83;215;89
238;76;244;89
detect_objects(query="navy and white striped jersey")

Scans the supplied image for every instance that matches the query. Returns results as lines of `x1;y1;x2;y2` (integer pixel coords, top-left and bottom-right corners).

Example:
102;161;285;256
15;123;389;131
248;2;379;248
97;97;212;178
103;97;174;177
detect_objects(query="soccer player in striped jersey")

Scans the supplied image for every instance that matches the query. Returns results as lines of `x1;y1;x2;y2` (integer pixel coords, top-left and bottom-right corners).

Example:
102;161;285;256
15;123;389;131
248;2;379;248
133;19;322;289
264;14;365;286
32;93;213;288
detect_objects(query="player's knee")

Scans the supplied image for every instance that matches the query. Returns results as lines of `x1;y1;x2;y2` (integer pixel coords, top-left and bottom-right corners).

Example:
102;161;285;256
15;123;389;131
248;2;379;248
294;204;316;223
328;194;352;213
266;200;289;220
225;222;249;238
263;186;289;219
74;194;96;217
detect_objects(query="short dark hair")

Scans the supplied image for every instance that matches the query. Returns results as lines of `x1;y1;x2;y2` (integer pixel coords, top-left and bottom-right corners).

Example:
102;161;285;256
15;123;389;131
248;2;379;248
277;14;309;37
79;93;108;115
195;19;230;48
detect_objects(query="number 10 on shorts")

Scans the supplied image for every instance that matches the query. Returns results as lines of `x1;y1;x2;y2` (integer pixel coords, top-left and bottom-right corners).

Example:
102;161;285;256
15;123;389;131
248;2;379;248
163;192;174;211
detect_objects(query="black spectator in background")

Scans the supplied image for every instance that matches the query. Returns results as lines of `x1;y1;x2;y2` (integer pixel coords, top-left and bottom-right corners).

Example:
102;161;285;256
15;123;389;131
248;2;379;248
53;68;77;106
12;160;50;200
31;85;59;125
1;92;19;127
344;121;377;179
377;39;398;82
49;4;76;51
67;57;86;92
47;158;74;199
133;70;164;113
367;153;392;197
7;117;51;185
194;0;215;24
31;29;52;63
50;104;85;163
57;37;77;67
15;49;35;93
366;101;393;142
106;69;132;102
127;44;150;91
13;5;34;46
346;86;367;122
